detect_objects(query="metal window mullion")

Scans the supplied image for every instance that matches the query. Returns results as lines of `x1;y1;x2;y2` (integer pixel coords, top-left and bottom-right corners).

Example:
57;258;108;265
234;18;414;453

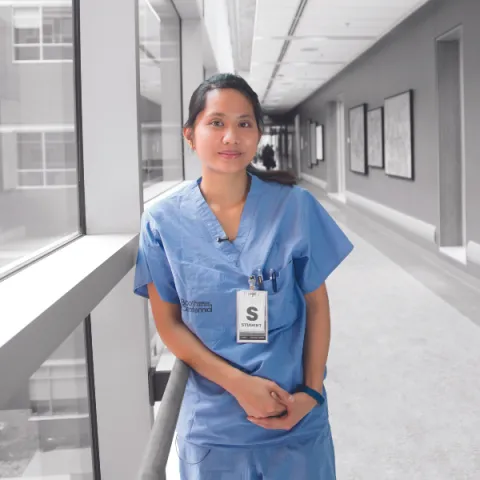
80;0;152;478
84;316;102;480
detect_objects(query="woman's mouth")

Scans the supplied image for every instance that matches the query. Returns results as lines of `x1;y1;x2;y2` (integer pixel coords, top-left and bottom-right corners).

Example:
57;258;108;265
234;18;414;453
218;151;242;159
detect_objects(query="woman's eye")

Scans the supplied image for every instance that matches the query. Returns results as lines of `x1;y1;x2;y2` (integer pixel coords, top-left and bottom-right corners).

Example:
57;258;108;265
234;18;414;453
210;120;223;127
240;122;252;128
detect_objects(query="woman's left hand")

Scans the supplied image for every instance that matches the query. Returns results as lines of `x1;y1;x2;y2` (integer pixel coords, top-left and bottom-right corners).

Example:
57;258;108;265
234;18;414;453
247;392;317;431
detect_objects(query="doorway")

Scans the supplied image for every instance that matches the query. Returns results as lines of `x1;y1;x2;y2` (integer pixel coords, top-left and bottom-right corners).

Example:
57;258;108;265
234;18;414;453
436;27;466;263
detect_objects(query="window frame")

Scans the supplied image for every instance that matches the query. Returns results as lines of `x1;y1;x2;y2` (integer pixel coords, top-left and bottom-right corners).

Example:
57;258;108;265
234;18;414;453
12;3;74;64
15;127;78;190
0;0;85;283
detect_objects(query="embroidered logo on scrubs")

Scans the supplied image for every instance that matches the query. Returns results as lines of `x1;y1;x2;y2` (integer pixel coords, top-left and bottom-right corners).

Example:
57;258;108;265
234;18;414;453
180;299;213;313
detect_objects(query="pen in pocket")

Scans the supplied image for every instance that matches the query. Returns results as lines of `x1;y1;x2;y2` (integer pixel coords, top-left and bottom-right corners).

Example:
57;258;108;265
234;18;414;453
269;269;278;293
255;268;264;290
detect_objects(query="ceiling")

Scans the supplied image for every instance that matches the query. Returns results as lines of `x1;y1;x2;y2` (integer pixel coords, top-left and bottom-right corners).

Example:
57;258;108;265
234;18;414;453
245;0;432;115
226;0;257;77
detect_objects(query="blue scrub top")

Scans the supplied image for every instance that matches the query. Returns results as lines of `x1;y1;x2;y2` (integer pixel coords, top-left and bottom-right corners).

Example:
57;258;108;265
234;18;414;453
134;174;353;448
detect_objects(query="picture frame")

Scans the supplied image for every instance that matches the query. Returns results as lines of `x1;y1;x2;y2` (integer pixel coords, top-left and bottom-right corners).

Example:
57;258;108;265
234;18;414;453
384;90;414;180
348;103;367;175
367;107;384;168
316;124;324;162
309;120;318;166
287;132;293;169
294;114;301;173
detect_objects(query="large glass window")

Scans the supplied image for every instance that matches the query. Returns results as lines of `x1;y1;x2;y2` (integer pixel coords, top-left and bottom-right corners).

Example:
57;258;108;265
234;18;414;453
0;2;80;278
0;322;95;479
12;6;73;63
17;130;77;188
137;0;183;198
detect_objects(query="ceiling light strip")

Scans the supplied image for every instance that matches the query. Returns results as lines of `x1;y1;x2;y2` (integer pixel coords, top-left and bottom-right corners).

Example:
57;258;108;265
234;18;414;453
261;0;309;103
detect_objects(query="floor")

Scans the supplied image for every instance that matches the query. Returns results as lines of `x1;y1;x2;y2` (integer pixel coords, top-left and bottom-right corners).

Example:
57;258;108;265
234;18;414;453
159;181;480;479
309;183;480;480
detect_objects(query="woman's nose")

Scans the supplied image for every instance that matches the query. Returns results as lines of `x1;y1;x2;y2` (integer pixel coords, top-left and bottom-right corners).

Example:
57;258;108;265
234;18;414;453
222;128;240;144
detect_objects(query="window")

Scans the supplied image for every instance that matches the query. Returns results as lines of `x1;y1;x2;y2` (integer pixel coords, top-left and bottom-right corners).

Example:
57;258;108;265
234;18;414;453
0;0;80;279
17;130;77;189
13;6;73;62
137;0;183;195
0;323;95;478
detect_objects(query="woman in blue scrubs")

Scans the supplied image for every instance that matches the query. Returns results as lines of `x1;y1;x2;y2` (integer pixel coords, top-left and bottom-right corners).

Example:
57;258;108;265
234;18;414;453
134;73;353;479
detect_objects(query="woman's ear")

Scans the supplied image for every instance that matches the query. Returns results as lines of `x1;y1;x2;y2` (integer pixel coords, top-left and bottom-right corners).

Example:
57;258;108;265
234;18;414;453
183;127;194;150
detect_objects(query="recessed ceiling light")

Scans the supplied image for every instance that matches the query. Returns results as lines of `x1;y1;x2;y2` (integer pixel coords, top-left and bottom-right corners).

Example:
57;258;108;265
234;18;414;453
301;47;319;52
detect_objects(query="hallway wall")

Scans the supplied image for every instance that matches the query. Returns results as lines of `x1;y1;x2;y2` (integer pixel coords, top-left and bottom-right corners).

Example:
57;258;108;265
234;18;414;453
293;0;480;246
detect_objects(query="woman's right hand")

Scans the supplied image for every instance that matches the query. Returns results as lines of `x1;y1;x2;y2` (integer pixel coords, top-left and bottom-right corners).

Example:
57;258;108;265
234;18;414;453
229;374;295;419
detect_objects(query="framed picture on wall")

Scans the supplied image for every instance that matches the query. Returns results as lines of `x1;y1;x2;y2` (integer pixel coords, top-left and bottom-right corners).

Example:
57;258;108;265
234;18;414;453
316;124;324;162
287;133;293;169
367;107;384;168
294;114;301;174
309;120;317;166
348;103;367;175
384;90;414;180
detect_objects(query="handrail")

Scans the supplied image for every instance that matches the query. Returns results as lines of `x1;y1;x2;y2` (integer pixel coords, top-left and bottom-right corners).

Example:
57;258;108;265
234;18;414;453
138;359;190;480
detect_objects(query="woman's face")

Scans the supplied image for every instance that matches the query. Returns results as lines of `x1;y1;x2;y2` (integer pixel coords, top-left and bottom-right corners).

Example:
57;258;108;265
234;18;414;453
185;88;261;175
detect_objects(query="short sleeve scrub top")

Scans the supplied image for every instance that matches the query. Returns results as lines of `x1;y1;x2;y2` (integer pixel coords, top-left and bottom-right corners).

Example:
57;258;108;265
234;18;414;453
134;175;353;450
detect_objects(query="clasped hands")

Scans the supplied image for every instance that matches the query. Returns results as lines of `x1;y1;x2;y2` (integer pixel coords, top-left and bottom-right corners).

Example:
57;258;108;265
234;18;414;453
230;375;317;431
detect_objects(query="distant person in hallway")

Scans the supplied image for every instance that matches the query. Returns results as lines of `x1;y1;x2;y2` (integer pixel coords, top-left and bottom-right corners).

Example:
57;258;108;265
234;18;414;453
134;73;353;480
260;143;276;170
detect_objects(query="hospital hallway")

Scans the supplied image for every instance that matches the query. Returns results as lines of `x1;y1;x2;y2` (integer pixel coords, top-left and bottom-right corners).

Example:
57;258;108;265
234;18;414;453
4;0;480;478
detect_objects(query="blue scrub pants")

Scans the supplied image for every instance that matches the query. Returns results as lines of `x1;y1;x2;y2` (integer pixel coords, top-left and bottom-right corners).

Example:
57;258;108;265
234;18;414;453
177;427;336;480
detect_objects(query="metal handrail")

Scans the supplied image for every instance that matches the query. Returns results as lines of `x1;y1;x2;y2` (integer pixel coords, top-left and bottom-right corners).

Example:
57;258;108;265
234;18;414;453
138;359;190;480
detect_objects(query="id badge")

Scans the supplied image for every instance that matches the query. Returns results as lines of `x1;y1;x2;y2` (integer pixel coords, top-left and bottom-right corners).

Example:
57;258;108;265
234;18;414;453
236;290;268;343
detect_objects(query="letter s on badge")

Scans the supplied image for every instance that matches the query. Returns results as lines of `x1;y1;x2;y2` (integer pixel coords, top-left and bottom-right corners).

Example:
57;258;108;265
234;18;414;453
246;306;259;321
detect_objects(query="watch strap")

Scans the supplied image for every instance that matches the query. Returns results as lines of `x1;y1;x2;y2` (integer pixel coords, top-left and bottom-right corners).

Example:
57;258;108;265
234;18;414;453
295;385;325;406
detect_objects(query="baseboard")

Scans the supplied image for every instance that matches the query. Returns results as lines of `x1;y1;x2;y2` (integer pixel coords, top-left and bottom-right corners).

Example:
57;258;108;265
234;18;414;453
467;241;480;268
327;192;347;204
299;172;327;191
345;191;437;245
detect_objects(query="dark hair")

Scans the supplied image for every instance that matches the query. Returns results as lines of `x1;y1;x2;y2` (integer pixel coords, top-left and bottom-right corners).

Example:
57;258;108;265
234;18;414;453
184;73;296;186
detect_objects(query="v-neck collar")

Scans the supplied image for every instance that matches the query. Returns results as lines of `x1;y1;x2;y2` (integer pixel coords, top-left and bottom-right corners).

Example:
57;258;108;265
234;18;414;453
191;174;263;263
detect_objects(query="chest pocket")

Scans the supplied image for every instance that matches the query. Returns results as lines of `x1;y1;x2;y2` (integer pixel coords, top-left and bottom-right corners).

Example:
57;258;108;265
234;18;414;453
261;259;298;332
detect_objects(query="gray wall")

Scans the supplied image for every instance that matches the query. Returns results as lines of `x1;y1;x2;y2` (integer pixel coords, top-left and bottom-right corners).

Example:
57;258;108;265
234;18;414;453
293;0;480;246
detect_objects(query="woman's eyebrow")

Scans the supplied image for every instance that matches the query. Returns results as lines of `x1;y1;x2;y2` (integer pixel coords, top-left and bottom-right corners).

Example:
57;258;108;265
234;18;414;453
205;112;226;118
204;112;253;119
